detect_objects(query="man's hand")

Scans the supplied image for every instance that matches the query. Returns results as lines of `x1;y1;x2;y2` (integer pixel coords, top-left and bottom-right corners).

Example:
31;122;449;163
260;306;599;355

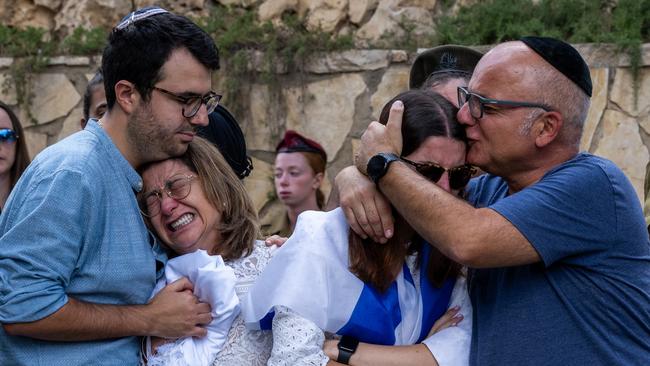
144;277;212;338
335;166;394;243
355;100;404;174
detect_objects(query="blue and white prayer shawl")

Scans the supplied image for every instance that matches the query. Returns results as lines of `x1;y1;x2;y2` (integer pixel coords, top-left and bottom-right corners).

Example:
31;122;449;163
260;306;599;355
243;209;455;345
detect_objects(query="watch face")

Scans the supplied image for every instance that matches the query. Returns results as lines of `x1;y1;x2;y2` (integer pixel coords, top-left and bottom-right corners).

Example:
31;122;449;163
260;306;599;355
367;154;387;183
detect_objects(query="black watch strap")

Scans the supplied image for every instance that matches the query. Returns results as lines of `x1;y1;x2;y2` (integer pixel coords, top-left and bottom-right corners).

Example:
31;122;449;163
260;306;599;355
337;335;359;365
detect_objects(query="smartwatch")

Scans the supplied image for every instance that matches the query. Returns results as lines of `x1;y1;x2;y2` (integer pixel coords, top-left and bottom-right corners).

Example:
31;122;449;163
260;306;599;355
337;335;359;365
367;152;400;184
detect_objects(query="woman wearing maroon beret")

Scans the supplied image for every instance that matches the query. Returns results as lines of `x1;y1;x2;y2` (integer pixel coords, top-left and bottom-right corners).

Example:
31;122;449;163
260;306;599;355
260;130;327;237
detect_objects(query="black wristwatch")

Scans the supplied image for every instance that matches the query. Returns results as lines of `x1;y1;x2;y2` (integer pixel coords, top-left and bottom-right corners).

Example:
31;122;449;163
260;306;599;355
337;335;359;364
367;152;400;184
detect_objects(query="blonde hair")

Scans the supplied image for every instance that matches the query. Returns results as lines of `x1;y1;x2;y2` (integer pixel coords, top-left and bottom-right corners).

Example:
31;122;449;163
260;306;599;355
141;137;259;261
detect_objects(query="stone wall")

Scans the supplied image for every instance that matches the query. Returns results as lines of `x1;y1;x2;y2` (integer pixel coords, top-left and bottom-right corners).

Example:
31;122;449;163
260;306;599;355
0;44;648;212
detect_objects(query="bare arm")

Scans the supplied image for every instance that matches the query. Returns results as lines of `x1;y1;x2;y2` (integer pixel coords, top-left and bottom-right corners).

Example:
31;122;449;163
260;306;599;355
3;277;211;341
324;341;438;366
355;101;540;268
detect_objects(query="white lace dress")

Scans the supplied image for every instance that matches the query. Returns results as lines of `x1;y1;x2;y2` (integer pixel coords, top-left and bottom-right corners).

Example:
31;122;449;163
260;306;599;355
213;241;274;366
144;241;274;366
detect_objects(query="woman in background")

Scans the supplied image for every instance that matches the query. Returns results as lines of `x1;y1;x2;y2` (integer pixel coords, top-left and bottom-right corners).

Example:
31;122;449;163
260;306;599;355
0;101;30;212
260;130;327;237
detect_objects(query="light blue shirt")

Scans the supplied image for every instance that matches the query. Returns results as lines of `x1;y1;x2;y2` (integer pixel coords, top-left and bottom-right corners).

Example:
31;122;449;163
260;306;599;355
0;120;166;365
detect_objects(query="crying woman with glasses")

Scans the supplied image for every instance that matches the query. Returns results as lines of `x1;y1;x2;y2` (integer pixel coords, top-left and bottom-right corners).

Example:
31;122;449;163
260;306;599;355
0;101;30;213
137;136;274;365
243;90;473;366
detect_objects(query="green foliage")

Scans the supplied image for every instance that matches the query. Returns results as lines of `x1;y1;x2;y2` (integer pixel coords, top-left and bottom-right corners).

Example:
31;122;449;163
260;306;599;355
436;0;648;45
61;26;107;55
436;0;649;105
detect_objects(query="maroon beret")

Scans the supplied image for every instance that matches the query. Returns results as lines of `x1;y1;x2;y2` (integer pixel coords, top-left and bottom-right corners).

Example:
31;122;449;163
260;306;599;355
276;130;327;161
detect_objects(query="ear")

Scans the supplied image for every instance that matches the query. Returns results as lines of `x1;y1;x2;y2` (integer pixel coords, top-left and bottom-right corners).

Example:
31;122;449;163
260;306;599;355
534;111;563;148
114;80;140;114
312;172;324;189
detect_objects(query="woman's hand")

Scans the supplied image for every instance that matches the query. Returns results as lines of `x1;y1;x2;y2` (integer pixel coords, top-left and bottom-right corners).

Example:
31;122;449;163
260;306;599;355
265;235;288;247
428;306;463;337
323;339;339;360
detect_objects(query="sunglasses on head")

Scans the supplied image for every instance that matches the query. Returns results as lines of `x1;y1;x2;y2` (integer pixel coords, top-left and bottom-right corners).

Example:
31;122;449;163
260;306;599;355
401;157;475;190
0;129;17;143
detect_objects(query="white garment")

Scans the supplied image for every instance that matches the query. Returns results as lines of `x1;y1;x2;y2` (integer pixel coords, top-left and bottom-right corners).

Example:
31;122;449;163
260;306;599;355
145;242;274;366
244;209;471;365
146;250;240;366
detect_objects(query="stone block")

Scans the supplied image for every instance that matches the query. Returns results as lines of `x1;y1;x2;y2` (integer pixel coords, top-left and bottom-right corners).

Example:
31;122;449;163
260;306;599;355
57;106;83;142
593;109;648;203
349;0;378;24
48;56;91;66
31;73;81;124
390;50;408;63
0;74;18;105
34;0;62;11
55;0;130;35
305;50;390;74
610;67;650;116
0;58;13;68
370;66;409;119
259;0;299;21
304;0;348;33
245;84;276;152
285;74;367;162
23;128;48;160
12;0;55;30
580;67;608;152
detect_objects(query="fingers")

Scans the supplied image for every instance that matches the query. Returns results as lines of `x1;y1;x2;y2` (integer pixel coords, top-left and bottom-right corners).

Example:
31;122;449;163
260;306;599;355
373;192;394;241
265;235;288;247
428;306;463;336
168;277;194;292
386;101;404;155
344;205;368;240
188;326;208;338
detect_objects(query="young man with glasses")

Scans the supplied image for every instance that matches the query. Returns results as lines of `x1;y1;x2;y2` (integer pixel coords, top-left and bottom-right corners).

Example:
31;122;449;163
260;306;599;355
0;7;221;365
336;37;650;364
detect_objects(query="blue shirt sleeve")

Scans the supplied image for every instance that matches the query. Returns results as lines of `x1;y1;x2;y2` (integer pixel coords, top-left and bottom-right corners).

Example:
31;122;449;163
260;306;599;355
0;168;94;323
489;158;625;267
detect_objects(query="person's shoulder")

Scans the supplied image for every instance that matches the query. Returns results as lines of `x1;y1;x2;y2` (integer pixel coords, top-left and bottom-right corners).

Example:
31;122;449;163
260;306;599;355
466;173;508;207
31;130;104;177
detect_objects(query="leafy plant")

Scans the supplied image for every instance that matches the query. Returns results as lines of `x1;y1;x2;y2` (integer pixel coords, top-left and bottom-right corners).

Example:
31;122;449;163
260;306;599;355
61;26;107;55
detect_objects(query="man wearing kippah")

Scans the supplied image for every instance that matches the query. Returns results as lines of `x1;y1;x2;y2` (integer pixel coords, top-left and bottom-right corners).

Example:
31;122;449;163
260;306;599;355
338;37;650;364
0;7;220;365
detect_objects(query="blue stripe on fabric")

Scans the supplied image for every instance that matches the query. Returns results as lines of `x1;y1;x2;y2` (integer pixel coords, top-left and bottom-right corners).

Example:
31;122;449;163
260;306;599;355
417;242;456;342
337;281;401;345
260;310;275;330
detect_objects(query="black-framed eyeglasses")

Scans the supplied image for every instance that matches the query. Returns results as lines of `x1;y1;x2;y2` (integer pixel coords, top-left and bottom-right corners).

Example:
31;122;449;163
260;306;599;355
401;157;475;190
0;129;17;144
153;87;222;118
139;174;196;217
457;86;552;119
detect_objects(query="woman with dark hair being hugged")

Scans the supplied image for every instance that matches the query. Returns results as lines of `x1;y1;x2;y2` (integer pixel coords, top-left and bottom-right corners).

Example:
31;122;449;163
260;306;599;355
245;90;473;366
0;101;30;212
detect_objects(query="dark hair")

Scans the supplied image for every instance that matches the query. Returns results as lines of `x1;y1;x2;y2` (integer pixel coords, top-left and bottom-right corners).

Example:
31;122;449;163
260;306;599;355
82;69;104;121
0;101;30;190
198;105;253;180
350;90;464;292
102;11;219;110
420;69;471;95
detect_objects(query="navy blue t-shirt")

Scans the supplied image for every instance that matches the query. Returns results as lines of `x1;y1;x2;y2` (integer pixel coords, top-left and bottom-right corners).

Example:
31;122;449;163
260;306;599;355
466;153;650;365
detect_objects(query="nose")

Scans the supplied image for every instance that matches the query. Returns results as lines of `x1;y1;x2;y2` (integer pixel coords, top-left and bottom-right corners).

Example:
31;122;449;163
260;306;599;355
277;173;290;187
457;103;476;127
437;172;452;193
159;194;179;216
189;103;209;127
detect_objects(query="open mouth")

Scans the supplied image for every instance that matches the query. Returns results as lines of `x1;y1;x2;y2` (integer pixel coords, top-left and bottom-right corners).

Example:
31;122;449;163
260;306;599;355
168;213;194;232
